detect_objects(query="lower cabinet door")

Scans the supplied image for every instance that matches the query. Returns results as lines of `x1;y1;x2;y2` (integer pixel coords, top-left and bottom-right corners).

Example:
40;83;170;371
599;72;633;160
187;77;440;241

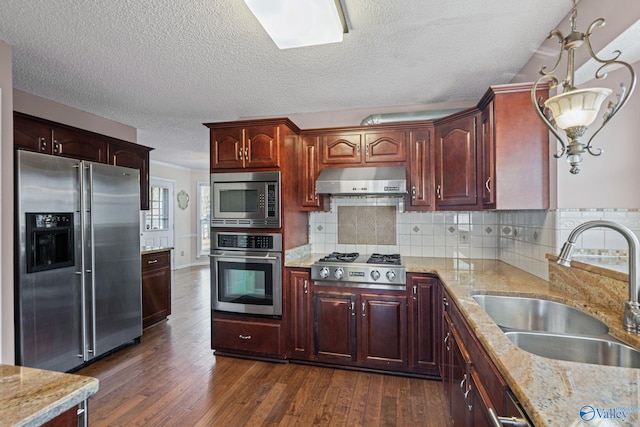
313;291;356;363
359;293;408;370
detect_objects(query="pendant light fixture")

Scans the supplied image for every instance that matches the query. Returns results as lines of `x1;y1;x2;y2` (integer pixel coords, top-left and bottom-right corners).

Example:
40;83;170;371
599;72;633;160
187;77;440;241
531;0;637;174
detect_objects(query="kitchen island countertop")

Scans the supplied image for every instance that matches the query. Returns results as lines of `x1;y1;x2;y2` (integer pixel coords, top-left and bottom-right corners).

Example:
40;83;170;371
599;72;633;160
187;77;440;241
0;364;98;427
285;253;640;426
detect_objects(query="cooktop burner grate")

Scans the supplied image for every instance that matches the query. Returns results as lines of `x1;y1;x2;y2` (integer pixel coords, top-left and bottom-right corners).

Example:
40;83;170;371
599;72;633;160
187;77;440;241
318;252;360;263
366;253;401;265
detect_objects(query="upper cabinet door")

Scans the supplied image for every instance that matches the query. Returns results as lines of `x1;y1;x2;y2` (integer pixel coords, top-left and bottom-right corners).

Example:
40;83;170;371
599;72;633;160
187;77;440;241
109;141;152;210
14;113;53;154
210;127;245;169
364;131;406;163
435;112;479;209
245;125;280;168
321;133;362;164
52;127;108;163
407;127;434;210
209;125;281;170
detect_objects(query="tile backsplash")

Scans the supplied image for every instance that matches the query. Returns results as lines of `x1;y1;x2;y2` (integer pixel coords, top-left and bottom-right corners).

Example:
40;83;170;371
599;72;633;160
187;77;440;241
309;197;640;281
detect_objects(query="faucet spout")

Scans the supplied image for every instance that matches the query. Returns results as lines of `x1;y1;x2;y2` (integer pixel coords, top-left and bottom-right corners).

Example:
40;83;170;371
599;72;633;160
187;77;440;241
557;220;640;333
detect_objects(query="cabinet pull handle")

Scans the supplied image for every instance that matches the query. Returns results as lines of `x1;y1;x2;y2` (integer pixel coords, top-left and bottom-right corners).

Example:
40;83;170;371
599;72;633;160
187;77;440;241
412;285;417;300
303;280;308;294
487;408;529;427
147;259;158;264
460;373;467;391
238;149;243;159
350;302;355;316
485;177;492;193
53;140;60;154
442;296;449;307
244;147;249;160
464;387;473;411
443;332;450;349
362;302;366;317
39;137;47;151
411;185;416;200
365;143;368;156
436;185;442;199
238;334;252;340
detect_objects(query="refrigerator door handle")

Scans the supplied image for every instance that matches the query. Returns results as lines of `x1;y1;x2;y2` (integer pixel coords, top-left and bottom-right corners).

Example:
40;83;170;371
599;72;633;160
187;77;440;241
78;161;89;361
87;163;98;357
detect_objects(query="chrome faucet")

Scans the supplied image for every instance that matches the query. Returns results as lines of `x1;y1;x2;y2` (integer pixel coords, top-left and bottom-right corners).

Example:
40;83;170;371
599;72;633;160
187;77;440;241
557;220;640;333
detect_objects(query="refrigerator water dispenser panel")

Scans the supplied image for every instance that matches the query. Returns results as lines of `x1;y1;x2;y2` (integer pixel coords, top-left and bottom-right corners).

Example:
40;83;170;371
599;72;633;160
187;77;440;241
26;212;74;273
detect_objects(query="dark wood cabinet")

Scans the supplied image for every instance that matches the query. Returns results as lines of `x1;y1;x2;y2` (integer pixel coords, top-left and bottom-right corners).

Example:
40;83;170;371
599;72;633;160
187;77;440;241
440;287;529;426
407;126;434;210
478;83;550;210
212;316;284;358
287;268;313;359
320;129;407;165
141;250;172;329
312;286;409;371
434;110;480;210
13;112;152;210
408;273;440;376
298;135;327;211
359;293;409;370
313;290;357;364
109;140;151;210
207;119;300;171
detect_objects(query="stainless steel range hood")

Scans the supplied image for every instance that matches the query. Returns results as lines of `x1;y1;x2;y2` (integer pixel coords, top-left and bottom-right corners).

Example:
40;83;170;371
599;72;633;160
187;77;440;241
315;166;407;196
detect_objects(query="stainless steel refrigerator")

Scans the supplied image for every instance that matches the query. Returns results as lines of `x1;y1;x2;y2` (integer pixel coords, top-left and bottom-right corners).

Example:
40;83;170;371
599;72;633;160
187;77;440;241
15;150;142;372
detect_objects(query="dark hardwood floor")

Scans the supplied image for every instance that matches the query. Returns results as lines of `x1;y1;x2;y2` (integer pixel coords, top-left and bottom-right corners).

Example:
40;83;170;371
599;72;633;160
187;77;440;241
76;266;449;426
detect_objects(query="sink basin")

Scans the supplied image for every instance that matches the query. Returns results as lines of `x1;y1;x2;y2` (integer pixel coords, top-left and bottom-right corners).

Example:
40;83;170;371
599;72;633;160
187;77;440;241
472;294;609;336
505;331;640;368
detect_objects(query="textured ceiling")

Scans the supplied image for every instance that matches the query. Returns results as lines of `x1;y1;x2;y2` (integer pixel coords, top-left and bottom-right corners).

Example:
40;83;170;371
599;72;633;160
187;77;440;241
0;1;573;170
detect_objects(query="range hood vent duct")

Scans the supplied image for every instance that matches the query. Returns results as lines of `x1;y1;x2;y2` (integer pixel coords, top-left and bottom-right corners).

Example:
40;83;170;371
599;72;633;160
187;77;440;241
315;166;407;196
360;108;464;126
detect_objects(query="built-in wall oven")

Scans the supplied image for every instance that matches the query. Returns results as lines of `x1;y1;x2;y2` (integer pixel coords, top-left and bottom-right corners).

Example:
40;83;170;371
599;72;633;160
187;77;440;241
210;231;282;318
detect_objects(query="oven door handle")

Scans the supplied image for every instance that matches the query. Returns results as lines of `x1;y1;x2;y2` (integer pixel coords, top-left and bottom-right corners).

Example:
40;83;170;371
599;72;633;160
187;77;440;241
210;253;280;261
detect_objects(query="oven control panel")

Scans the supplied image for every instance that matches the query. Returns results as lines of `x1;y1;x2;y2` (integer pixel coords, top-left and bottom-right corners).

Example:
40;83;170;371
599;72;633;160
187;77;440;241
213;231;282;252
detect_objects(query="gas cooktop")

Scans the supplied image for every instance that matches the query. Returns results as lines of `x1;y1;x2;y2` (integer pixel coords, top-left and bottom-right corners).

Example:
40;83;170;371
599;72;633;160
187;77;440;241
312;252;406;288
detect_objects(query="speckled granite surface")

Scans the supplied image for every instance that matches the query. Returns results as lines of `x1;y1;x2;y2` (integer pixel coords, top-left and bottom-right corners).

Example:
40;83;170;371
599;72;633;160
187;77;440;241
141;246;174;255
286;253;640;426
0;364;98;426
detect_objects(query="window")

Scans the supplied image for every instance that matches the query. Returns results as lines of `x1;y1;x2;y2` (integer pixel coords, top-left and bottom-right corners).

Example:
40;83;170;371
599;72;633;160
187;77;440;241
197;181;210;257
146;186;169;230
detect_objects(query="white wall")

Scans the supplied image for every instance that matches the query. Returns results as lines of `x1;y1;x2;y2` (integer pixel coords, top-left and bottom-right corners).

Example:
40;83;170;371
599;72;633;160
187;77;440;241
513;0;640;209
0;40;13;364
148;161;209;269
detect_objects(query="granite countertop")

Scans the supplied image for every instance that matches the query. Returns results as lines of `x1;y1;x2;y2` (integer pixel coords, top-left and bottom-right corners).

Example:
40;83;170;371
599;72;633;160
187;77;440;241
0;364;98;427
286;253;640;426
141;246;174;255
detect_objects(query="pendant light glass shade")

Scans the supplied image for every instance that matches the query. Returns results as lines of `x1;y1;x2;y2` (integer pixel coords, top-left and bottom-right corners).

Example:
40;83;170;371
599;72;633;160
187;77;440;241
544;87;612;130
244;0;346;49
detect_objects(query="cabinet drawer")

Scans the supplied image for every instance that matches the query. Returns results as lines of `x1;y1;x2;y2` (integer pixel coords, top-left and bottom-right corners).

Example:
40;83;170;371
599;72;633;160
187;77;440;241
212;318;282;357
142;251;170;270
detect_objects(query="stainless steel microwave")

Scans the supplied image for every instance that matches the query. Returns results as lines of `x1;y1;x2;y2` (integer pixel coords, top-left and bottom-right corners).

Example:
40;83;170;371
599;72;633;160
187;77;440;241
211;171;281;228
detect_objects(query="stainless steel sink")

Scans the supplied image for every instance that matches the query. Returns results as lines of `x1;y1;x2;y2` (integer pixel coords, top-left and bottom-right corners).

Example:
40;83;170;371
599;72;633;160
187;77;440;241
505;331;640;369
472;294;609;336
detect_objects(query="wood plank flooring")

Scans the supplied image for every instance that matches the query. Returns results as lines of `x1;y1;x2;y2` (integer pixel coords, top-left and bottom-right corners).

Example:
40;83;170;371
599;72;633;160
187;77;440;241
76;266;449;426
